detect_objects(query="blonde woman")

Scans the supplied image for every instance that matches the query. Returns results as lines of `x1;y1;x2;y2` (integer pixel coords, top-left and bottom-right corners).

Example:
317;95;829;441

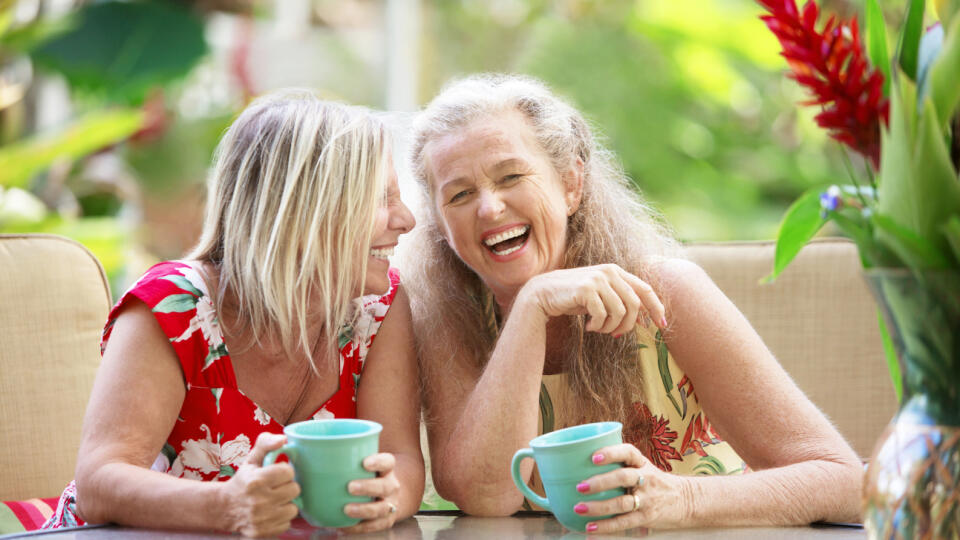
43;90;422;537
405;74;862;532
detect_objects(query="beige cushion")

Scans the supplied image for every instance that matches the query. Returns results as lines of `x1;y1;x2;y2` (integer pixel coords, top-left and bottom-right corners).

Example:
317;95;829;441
0;234;111;500
685;238;897;460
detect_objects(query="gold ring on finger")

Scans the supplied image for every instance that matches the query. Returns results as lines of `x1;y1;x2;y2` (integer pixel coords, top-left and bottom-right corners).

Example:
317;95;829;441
388;502;397;514
631;493;641;513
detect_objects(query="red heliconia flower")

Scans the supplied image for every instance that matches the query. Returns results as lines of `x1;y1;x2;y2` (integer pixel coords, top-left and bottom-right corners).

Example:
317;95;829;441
758;0;890;169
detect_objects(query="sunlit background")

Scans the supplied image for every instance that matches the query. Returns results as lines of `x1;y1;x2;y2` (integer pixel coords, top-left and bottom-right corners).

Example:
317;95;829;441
0;0;890;296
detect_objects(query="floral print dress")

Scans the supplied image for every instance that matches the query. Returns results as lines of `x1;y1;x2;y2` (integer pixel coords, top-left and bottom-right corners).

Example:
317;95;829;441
44;261;400;528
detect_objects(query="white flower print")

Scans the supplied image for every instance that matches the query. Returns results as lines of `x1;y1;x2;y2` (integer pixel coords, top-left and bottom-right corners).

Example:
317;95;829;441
176;264;210;297
170;424;253;478
176;424;220;476
312;407;334;420
253;406;272;425
220;434;251;467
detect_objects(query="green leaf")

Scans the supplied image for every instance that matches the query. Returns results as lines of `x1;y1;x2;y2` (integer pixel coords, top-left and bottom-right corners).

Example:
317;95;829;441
872;213;951;269
906;98;960;249
929;15;960;128
29;0;207;105
655;330;683;416
944;214;960;266
827;210;880;267
877;309;903;403
865;0;891;94
897;0;926;82
764;187;827;282
539;383;555;434
152;294;198;314
0;15;74;52
0;108;144;188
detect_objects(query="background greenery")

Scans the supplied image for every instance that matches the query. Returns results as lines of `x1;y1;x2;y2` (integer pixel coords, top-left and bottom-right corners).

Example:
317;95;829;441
0;0;901;297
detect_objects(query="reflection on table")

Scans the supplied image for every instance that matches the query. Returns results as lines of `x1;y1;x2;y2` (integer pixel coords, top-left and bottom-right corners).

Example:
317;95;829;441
2;512;866;539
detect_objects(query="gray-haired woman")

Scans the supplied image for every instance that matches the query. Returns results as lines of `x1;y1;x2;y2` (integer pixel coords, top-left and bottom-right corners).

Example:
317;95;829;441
404;74;861;533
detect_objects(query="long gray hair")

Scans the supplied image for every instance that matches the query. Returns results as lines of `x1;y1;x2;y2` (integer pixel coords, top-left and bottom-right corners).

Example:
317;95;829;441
404;74;680;425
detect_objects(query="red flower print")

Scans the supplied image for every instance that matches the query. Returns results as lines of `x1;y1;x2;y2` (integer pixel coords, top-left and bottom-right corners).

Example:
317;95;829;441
624;402;682;472
680;413;725;458
677;374;698;403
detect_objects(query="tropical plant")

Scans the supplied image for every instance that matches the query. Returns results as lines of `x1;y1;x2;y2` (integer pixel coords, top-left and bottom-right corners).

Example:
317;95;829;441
759;0;960;403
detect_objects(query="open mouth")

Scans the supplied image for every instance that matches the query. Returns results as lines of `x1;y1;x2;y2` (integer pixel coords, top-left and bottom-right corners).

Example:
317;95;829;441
370;246;395;260
483;225;530;256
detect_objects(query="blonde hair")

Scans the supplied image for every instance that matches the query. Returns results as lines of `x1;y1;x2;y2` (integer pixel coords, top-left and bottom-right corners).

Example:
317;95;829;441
405;74;680;425
188;89;390;372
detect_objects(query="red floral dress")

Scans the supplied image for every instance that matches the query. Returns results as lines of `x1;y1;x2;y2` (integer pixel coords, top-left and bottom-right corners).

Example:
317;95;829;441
44;260;400;528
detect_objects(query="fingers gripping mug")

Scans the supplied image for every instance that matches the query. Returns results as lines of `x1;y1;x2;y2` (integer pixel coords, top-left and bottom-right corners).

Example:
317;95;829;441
263;419;382;528
511;422;626;532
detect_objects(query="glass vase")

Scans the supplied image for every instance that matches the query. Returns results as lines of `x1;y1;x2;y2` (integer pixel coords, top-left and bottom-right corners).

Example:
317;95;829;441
862;269;960;540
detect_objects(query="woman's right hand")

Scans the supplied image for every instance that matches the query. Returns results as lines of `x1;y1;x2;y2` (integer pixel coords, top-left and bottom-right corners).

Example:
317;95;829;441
519;264;667;335
219;432;301;538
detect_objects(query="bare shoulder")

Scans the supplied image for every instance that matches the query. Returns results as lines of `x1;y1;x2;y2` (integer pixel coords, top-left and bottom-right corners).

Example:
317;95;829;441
646;257;717;304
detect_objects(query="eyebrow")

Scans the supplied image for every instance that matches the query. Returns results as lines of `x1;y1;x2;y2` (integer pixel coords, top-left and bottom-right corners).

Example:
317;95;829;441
492;157;532;170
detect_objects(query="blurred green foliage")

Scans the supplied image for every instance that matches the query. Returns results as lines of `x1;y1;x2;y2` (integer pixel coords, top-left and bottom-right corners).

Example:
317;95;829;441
0;0;208;295
421;0;863;240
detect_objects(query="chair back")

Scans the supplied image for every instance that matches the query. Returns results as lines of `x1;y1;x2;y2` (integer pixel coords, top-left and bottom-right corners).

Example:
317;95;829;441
0;234;111;499
686;238;897;460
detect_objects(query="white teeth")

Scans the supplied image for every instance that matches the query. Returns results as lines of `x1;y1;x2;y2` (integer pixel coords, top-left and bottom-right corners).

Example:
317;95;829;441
370;246;394;259
493;244;523;256
483;225;530;247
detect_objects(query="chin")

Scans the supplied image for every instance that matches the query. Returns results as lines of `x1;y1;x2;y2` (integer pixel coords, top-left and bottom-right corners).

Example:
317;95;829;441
361;273;389;296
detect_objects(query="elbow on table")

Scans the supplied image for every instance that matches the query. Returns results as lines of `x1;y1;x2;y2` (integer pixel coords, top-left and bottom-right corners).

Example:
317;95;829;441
436;477;524;517
73;478;109;525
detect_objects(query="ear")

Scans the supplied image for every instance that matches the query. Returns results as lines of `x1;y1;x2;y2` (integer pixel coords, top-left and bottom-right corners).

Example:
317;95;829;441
563;156;585;216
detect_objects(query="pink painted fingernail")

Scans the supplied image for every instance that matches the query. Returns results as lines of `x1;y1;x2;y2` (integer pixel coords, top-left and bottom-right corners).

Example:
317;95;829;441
587;523;598;532
659;316;668;328
576;482;590;493
574;503;589;514
592;454;604;464
612;333;622;339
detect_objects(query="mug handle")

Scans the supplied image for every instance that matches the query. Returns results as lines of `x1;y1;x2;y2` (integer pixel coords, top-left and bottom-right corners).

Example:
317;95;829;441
511;448;550;511
263;445;303;509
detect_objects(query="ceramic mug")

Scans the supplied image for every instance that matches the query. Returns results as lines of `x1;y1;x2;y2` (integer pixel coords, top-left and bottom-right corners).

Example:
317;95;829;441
511;421;625;532
263;418;382;528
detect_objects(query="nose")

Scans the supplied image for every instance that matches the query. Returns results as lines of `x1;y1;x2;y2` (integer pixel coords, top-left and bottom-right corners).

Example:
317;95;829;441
391;199;416;234
476;190;505;220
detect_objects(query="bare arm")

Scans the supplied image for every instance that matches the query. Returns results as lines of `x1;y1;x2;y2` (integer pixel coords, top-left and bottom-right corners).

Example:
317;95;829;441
351;287;426;529
74;301;299;537
579;259;862;531
423;265;667;516
423;292;548;516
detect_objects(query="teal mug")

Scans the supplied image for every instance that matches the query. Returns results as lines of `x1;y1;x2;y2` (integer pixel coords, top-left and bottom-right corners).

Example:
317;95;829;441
263;419;382;528
511;422;625;532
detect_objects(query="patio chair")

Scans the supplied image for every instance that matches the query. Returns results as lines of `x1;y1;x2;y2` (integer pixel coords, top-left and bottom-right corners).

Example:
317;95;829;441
686;237;897;460
0;234;111;530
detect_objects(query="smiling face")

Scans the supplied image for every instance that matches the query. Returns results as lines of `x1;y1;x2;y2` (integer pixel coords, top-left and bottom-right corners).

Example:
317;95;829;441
424;110;582;303
364;164;416;295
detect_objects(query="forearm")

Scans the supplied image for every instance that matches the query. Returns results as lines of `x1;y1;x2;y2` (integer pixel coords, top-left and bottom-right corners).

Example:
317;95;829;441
436;296;548;514
393;452;426;520
682;458;862;527
76;462;230;531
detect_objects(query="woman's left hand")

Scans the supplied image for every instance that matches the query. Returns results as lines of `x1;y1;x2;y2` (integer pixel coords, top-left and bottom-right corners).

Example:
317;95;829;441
342;453;402;533
574;443;693;533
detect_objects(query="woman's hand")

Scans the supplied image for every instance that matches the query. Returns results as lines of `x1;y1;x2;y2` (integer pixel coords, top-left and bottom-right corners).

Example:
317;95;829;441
220;433;301;538
573;443;692;533
342;452;403;533
519;264;667;335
